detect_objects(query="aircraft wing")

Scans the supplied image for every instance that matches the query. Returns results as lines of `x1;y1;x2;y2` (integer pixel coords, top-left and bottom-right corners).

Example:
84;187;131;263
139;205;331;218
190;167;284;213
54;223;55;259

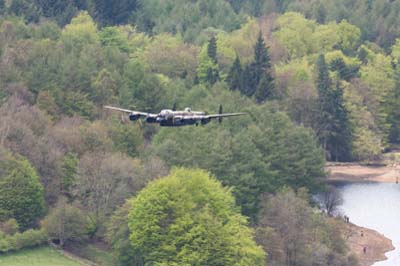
205;112;247;119
104;106;152;117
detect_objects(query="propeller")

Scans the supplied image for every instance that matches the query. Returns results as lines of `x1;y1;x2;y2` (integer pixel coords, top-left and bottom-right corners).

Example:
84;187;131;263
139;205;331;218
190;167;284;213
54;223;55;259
172;103;177;111
218;104;223;123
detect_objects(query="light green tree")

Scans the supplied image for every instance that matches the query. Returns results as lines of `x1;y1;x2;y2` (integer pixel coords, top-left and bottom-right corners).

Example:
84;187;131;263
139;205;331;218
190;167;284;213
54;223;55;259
128;168;265;266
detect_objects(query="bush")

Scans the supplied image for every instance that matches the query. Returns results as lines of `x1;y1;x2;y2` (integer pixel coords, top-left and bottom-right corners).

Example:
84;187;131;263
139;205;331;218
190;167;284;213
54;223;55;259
0;229;48;253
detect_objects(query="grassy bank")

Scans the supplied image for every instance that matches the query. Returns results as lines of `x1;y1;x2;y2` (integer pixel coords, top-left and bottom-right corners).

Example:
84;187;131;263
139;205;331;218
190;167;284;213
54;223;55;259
0;246;85;266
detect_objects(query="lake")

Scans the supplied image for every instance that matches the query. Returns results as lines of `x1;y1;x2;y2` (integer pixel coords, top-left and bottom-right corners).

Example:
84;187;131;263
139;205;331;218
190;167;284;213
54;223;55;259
336;182;400;266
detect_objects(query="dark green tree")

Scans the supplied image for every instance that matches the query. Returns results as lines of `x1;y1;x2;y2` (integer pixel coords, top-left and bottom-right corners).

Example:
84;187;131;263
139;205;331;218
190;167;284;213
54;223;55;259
330;81;353;161
207;36;218;63
34;0;78;25
330;57;358;81
205;36;219;84
0;149;45;230
242;31;275;101
226;56;242;91
315;55;352;161
93;0;138;26
9;0;41;23
254;71;275;103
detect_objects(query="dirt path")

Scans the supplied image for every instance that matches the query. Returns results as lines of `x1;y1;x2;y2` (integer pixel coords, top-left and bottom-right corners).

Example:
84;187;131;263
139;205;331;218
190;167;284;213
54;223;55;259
326;164;400;183
342;222;394;266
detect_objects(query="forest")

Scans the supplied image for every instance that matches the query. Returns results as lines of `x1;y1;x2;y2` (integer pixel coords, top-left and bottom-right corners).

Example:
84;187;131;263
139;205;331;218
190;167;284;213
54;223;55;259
0;0;399;265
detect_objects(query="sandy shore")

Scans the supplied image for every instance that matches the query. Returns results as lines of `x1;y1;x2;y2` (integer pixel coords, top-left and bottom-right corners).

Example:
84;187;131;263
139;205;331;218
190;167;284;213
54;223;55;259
342;222;394;266
326;164;400;183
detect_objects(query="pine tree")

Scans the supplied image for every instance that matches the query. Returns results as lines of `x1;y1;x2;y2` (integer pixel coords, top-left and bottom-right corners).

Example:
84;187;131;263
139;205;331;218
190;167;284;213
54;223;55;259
226;56;242;91
315;55;352;161
207;36;218;64
330;57;358;81
202;36;219;85
241;64;258;96
254;72;275;103
315;54;334;157
330;81;353;161
250;31;275;103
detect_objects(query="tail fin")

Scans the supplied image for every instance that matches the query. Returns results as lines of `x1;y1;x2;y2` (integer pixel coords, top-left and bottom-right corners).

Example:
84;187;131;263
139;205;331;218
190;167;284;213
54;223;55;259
218;105;223;123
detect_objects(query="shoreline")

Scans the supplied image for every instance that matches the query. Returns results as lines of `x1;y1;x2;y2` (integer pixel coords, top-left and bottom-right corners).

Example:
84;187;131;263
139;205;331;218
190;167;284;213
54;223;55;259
342;222;394;266
326;164;400;183
327;163;396;265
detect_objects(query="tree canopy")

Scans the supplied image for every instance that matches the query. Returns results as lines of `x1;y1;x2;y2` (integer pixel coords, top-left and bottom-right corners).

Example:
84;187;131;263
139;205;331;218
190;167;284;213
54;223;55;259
127;168;265;266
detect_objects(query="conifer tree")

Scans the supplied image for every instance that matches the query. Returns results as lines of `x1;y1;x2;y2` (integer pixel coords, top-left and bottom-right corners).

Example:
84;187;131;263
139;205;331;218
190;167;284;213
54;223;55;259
330;81;353;161
251;31;275;102
241;64;258;96
202;36;219;85
315;54;334;156
255;73;275;103
315;55;352;161
226;56;242;91
207;35;218;64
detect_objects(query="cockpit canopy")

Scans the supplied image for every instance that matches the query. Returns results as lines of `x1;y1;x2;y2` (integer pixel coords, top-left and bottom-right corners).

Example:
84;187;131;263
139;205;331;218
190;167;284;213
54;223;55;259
160;109;172;116
184;107;192;112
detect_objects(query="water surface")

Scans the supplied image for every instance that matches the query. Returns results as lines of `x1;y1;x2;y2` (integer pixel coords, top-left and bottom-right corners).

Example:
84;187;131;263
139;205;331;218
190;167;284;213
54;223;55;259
336;182;400;266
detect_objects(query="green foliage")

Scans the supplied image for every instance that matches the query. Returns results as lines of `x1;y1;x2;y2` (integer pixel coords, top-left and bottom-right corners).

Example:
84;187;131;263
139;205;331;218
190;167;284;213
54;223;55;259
0;228;48;253
61;152;78;197
197;46;219;85
135;0;243;42
107;202;141;266
256;188;352;266
153;89;325;217
315;55;353;161
0;148;45;230
0;246;83;266
386;71;400;144
128;168;265;266
98;27;130;53
42;197;88;247
92;0;138;26
226;56;242;90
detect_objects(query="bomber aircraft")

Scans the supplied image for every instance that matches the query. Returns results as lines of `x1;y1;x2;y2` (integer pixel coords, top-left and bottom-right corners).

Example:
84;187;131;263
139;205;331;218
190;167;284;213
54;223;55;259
104;105;246;127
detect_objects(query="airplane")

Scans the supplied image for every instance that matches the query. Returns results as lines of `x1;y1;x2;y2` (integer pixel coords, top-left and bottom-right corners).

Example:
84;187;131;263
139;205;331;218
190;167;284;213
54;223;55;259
104;105;246;127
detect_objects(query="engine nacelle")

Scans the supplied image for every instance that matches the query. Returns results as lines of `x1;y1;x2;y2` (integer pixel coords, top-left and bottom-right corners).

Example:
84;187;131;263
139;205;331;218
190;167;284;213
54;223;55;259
129;114;141;121
146;116;158;123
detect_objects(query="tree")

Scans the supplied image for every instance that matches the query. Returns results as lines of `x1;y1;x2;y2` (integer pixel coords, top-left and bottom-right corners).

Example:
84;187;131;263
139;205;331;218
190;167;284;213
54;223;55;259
42;197;88;247
74;152;145;237
226;56;242;91
315;55;352;161
9;0;40;23
254;71;275;103
257;188;350;266
386;71;400;144
207;36;218;63
321;185;343;216
0;148;45;230
60;152;78;198
107;202;143;266
197;47;219;85
241;31;275;101
128;168;265;266
92;0;138;26
330;57;358;81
